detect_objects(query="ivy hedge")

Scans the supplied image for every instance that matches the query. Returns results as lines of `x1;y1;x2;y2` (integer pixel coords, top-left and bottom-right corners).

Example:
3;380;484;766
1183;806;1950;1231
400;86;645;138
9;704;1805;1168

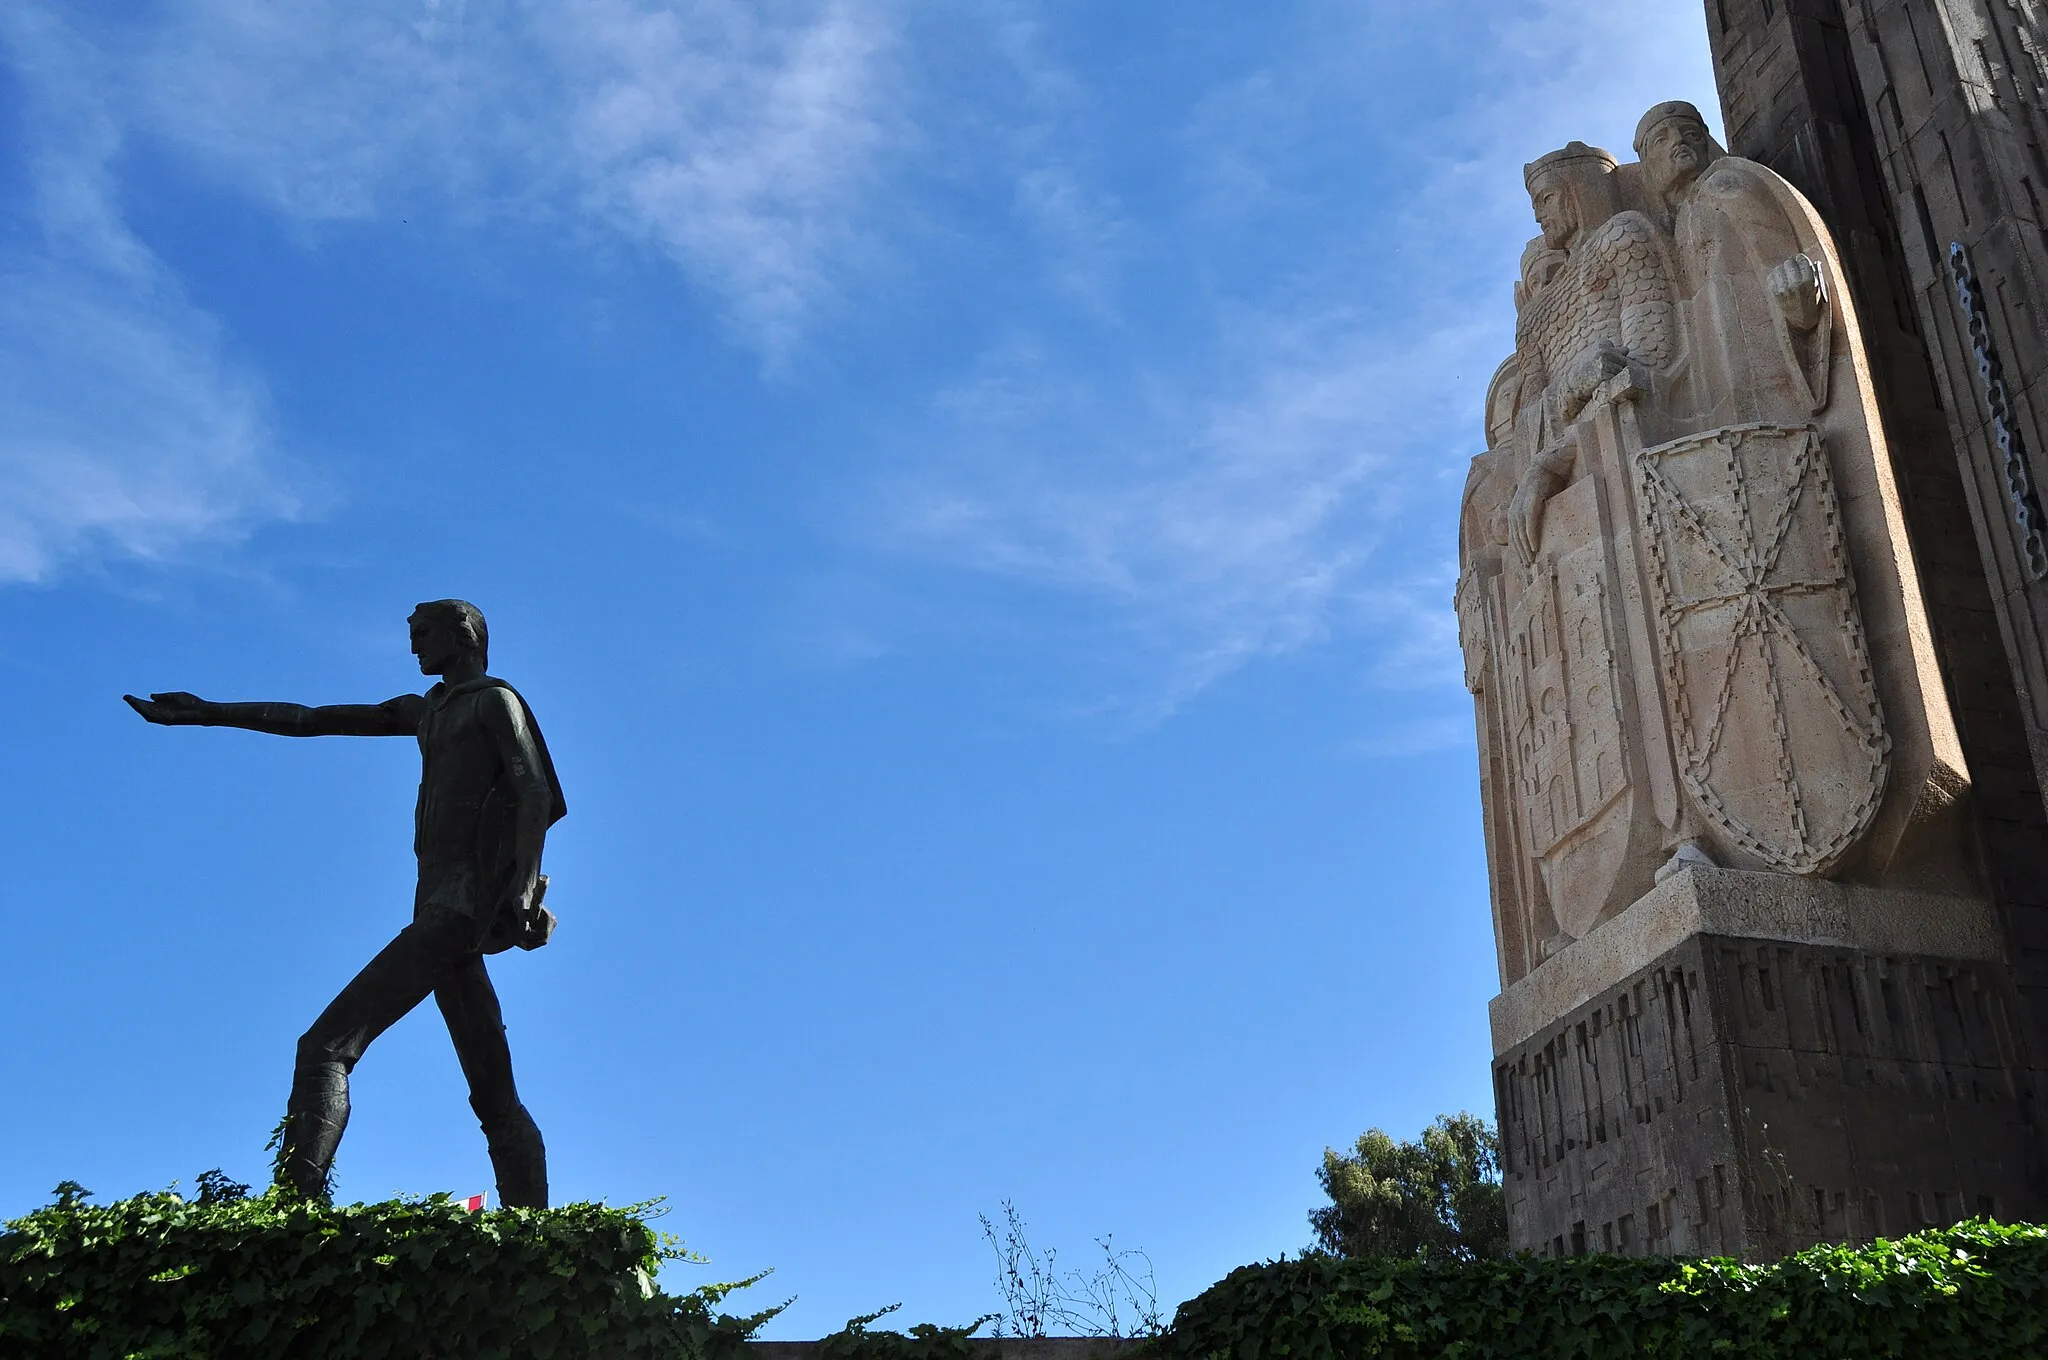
1153;1220;2048;1360
0;1180;777;1360
11;1184;2048;1360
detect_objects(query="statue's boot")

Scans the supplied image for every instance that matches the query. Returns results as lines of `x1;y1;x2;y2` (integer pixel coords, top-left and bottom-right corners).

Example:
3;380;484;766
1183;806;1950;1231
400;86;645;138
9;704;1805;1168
475;1095;548;1209
278;1061;350;1200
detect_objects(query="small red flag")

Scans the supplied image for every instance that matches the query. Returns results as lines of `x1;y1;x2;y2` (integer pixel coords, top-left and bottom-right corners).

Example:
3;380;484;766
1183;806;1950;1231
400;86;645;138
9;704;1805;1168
462;1194;485;1212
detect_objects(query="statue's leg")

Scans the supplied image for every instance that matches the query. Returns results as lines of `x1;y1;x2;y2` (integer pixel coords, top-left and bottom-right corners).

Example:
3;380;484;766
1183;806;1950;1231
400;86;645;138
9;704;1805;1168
278;1061;349;1200
437;956;548;1209
282;913;472;1198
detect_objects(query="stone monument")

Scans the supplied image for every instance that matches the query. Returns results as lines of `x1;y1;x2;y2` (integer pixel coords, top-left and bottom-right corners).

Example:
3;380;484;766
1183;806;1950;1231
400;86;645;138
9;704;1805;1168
125;600;564;1208
1460;102;2046;1257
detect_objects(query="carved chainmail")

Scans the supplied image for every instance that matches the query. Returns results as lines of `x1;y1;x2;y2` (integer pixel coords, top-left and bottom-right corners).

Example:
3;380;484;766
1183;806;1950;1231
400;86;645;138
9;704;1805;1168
1515;211;1675;426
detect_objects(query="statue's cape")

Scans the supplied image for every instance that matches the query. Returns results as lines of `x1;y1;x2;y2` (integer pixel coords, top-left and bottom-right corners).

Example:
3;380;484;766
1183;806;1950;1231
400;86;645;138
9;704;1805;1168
442;675;569;827
1686;153;1839;413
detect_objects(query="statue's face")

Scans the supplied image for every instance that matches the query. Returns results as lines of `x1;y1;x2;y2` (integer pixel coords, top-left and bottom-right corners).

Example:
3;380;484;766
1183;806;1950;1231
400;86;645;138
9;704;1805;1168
1529;173;1578;249
1643;116;1712;197
409;612;465;676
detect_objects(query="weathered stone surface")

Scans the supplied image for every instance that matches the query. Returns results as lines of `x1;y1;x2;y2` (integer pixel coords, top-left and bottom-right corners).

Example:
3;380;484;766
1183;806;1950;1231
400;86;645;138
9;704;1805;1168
1463;82;2048;1256
1708;0;2048;830
1460;103;1975;992
1491;866;2004;1053
1700;0;2048;1171
1495;924;2042;1258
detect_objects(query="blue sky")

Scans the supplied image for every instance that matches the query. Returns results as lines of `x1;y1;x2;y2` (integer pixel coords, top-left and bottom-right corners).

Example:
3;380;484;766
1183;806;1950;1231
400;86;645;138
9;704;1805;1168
0;0;1718;1336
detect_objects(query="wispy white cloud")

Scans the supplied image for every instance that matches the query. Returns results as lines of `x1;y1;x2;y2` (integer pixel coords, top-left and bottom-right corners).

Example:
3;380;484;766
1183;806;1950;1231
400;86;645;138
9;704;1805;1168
894;313;1488;701
97;0;901;358
561;0;895;354
0;0;901;581
871;0;1720;717
116;0;490;221
0;0;1723;631
0;10;294;584
978;9;1133;316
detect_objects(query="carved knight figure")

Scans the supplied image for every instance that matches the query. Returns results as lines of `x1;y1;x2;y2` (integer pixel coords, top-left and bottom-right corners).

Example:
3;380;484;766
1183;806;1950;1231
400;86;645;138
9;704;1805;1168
1630;100;1970;884
1512;146;1676;455
1460;142;1682;964
1460;354;1559;978
1637;103;1829;426
1458;103;1978;990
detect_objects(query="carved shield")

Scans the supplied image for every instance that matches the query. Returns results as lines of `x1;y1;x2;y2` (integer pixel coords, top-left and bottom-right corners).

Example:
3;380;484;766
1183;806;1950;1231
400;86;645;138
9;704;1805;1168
1633;423;1890;872
1504;475;1637;939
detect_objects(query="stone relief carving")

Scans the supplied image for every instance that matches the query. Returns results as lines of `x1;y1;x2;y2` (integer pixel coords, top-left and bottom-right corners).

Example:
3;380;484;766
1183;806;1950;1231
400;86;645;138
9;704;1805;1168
1460;102;1975;988
1633;422;1887;873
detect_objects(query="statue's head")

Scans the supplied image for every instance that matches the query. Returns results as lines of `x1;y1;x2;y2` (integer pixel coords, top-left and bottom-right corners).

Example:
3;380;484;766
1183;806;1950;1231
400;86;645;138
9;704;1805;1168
1634;101;1721;202
1484;353;1522;453
409;599;488;675
1523;142;1619;250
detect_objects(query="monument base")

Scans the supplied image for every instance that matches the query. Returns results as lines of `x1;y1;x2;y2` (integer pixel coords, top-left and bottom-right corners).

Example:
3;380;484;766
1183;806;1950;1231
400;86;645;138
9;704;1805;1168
1490;867;2046;1258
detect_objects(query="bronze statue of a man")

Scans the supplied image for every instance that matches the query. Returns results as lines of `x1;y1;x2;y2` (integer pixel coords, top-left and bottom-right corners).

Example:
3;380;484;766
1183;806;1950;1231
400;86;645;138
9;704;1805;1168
125;600;565;1207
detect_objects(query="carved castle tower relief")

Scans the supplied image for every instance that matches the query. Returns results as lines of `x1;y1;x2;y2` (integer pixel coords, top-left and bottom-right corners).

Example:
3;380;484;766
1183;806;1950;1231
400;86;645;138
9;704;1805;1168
1462;100;2043;1258
1461;141;1680;963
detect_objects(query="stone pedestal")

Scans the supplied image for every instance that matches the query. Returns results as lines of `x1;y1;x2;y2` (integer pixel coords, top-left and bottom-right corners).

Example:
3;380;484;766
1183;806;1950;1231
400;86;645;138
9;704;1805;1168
1491;867;2041;1257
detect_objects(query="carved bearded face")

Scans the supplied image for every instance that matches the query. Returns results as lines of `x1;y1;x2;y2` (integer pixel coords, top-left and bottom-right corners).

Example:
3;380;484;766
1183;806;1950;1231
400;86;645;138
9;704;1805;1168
1642;114;1713;200
1528;172;1579;250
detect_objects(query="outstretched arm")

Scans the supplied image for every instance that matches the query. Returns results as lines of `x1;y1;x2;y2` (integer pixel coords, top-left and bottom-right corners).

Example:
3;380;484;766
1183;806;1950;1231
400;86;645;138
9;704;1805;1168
123;691;422;737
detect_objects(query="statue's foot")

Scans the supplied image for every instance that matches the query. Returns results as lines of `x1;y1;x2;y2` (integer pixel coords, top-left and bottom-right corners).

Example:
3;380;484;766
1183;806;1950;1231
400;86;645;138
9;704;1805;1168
1655;839;1716;883
479;1100;548;1209
272;1113;344;1203
274;1062;349;1202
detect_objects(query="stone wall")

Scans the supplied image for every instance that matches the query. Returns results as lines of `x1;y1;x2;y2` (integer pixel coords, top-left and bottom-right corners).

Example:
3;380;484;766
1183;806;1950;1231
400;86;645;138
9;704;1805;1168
1497;915;2042;1257
1703;0;2048;1051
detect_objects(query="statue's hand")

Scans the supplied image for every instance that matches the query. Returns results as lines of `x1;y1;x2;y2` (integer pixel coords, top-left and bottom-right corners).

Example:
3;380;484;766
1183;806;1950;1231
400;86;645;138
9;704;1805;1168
1580;341;1632;387
494;869;540;923
1508;442;1577;564
1508;466;1548;565
124;691;210;725
484;873;556;954
1768;253;1826;331
1558;342;1632;422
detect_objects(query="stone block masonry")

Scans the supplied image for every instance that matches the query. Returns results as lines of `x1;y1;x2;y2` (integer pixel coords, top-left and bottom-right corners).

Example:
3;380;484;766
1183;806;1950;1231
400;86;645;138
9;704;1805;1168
1493;868;2040;1257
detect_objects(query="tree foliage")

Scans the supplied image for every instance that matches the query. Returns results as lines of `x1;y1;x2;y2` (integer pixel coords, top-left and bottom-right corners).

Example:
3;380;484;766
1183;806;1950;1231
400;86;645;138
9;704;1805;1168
1309;1113;1507;1261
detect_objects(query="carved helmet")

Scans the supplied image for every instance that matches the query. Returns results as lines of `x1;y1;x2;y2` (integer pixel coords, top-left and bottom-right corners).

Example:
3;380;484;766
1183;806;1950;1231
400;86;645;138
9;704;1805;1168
1522;141;1621;242
1631;100;1726;159
1522;140;1618;192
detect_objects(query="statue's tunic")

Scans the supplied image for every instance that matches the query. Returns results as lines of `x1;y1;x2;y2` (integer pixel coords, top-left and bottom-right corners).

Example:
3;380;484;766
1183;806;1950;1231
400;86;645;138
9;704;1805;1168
1671;157;1832;426
393;677;565;937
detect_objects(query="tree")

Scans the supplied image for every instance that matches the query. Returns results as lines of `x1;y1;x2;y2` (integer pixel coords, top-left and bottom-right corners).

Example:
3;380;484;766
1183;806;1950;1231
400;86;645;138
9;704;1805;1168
1309;1111;1508;1260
